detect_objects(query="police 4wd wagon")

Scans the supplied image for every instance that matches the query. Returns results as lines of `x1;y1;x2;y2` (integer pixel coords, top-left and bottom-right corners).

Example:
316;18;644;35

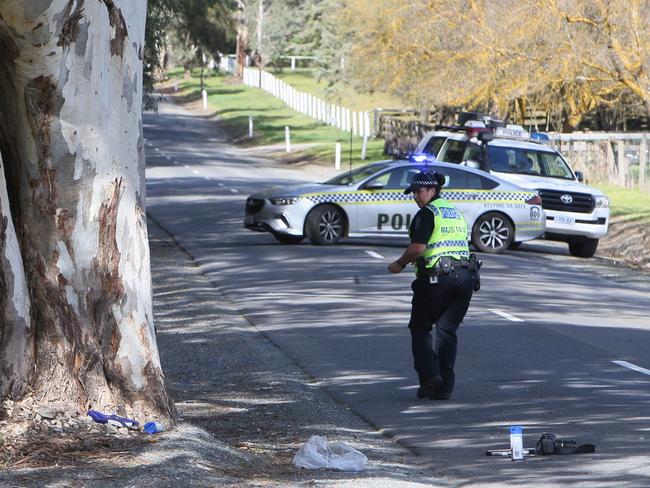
414;116;610;258
245;160;545;253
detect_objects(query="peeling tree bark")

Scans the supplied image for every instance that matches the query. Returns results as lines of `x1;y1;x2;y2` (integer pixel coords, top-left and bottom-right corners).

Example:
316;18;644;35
0;153;33;399
0;0;173;419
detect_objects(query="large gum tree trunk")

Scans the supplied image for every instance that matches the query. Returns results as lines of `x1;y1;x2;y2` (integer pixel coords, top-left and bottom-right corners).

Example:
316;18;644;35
0;1;173;419
0;153;33;398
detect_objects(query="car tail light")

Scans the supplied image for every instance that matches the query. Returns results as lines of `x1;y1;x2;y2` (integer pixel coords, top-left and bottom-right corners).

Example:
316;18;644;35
525;195;542;205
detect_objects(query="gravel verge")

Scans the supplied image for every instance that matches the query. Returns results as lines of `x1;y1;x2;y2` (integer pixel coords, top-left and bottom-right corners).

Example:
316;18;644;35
0;217;445;487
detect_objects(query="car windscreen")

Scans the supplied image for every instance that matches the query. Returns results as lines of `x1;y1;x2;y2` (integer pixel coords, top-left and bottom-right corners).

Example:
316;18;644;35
486;146;574;180
438;139;468;163
322;162;395;185
422;136;447;155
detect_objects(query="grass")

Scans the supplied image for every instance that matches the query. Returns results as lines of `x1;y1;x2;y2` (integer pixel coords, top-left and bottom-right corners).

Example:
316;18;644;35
167;68;386;167
267;68;407;112
593;184;650;222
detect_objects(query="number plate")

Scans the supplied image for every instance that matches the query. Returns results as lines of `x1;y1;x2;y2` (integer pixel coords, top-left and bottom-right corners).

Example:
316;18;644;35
555;215;575;225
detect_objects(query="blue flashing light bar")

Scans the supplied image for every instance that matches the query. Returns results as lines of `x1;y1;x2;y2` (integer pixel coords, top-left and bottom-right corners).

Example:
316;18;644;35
409;152;437;164
530;132;550;142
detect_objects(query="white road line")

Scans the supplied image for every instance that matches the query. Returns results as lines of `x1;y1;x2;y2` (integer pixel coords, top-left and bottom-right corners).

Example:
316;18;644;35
489;309;524;322
192;170;199;175
173;161;179;165
184;165;189;168
230;188;239;193
154;148;159;152
612;360;650;376
217;182;224;186
365;250;384;259
165;156;171;160
204;176;211;180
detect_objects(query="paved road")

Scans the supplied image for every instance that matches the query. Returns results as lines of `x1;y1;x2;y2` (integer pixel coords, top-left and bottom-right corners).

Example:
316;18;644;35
144;99;650;487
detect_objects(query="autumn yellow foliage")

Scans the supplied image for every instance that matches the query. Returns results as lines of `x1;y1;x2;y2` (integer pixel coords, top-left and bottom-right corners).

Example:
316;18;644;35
339;0;650;129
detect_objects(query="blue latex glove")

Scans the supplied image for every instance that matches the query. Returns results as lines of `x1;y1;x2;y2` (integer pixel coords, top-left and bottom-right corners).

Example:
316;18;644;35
87;409;139;429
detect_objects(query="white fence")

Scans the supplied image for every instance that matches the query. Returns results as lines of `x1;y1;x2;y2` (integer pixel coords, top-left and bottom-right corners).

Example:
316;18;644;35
219;60;372;138
242;67;372;137
548;133;649;190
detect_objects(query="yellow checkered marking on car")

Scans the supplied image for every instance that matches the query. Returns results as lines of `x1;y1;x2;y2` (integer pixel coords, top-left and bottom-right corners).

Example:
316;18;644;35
514;221;544;231
303;189;534;205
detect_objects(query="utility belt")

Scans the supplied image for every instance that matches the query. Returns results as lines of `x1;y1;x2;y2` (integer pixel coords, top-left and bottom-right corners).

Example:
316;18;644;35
418;254;482;291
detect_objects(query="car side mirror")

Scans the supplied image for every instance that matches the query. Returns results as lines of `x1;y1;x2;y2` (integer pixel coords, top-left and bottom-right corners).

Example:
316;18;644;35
575;171;584;182
363;181;385;190
477;131;494;143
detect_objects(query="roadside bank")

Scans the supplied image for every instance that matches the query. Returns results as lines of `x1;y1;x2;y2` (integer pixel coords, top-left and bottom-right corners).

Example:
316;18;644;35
599;218;650;270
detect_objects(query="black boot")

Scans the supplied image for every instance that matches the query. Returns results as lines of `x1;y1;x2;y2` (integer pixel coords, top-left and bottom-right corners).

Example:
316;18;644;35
416;375;443;399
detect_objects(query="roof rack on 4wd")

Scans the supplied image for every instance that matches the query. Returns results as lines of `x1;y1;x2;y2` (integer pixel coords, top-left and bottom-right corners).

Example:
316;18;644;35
445;112;552;146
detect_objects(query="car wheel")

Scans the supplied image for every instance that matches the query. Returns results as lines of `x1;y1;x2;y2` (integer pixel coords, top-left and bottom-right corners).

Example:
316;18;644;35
305;205;344;245
568;238;598;258
472;212;514;253
273;233;304;244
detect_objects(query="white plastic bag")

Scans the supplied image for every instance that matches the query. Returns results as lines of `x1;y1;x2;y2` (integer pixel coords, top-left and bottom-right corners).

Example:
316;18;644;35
292;435;367;472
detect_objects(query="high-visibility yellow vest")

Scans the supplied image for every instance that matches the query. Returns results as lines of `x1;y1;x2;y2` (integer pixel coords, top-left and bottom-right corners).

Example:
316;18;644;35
421;198;470;270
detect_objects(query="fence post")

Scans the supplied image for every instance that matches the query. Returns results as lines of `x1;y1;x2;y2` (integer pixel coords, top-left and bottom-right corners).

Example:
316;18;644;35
201;89;208;110
606;136;616;180
285;126;291;153
361;135;368;160
335;142;341;169
640;134;647;190
373;109;381;135
352;111;357;136
248;116;254;138
617;139;627;187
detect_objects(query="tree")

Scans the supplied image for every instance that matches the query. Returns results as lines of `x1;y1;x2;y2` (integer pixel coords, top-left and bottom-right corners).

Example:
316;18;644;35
0;1;173;419
235;0;250;78
550;0;650;125
174;0;236;88
337;0;650;129
144;0;176;110
245;0;309;67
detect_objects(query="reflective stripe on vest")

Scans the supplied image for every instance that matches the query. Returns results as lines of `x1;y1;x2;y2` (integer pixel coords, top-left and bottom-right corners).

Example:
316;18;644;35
423;198;470;269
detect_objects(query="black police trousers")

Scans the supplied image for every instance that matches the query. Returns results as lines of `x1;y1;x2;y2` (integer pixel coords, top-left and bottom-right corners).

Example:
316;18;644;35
408;267;474;395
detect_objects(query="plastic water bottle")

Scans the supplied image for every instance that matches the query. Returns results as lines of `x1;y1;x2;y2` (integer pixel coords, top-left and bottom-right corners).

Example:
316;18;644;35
510;426;524;461
143;421;164;434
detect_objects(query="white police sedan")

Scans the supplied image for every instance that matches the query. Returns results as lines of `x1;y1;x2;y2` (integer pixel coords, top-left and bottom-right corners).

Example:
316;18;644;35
244;160;545;253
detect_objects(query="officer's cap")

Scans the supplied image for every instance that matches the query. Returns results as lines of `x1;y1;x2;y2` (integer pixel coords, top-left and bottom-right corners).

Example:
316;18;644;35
404;170;446;194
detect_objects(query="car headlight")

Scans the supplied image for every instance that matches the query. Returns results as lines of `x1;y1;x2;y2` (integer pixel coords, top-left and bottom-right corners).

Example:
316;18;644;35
269;197;299;205
595;196;609;208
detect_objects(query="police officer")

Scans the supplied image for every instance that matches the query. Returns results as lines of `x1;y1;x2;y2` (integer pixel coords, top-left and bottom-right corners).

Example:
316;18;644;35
388;170;476;400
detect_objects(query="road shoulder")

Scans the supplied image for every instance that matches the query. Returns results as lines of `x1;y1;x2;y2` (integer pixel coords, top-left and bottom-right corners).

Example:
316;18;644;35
147;216;445;486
